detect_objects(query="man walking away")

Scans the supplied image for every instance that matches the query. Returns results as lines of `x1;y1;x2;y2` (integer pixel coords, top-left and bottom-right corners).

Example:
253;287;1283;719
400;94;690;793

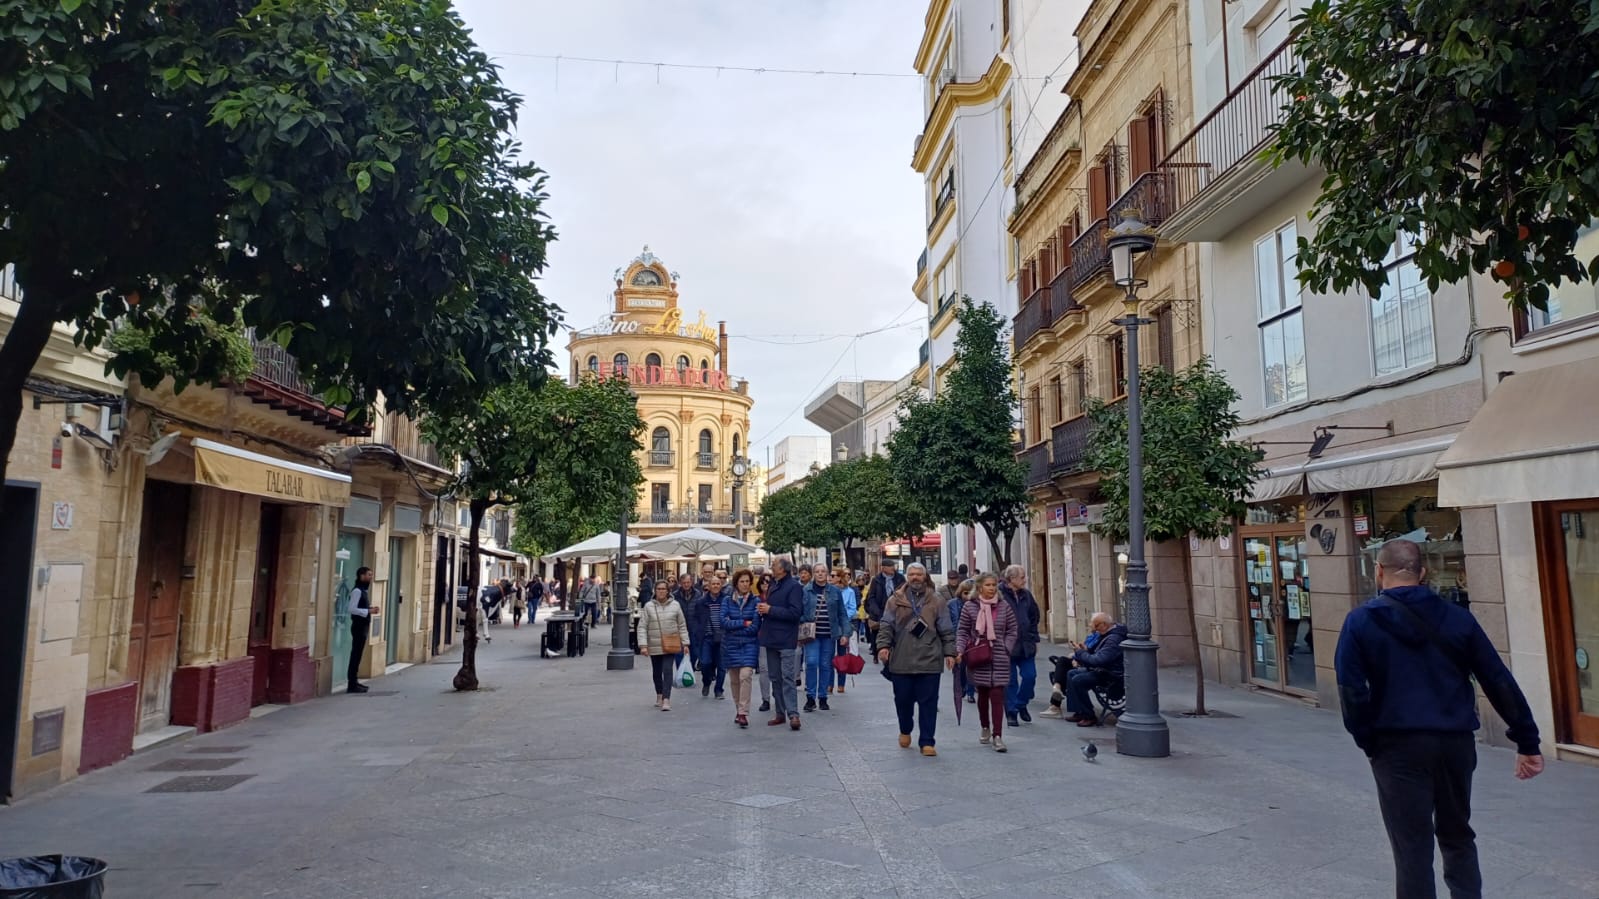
875;562;956;756
527;575;545;617
758;557;805;730
1001;565;1041;727
1335;539;1542;899
347;567;375;693
864;559;905;666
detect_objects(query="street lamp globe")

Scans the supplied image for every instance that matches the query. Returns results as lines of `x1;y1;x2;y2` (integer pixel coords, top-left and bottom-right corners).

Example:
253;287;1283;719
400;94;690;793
1107;208;1157;291
836;444;848;463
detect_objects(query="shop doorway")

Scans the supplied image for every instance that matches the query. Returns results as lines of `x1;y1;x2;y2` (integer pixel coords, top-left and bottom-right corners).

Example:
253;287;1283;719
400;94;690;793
1240;501;1315;695
248;504;283;707
129;481;191;732
0;483;39;802
1538;501;1599;748
331;532;367;688
385;537;406;665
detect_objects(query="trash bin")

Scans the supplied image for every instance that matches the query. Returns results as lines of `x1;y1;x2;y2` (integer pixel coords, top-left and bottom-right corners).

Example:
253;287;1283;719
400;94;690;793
0;856;107;898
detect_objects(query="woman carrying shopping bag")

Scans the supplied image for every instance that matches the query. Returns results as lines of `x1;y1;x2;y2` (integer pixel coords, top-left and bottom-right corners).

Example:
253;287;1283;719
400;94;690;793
637;581;691;711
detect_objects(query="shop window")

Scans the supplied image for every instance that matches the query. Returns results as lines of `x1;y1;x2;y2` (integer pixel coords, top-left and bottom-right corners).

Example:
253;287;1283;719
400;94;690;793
1244;499;1303;526
1352;483;1466;605
1257;221;1307;406
1523;220;1599;336
1371;232;1435;376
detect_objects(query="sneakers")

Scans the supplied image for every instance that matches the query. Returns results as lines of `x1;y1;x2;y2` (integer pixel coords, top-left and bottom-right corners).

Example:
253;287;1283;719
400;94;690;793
921;746;937;757
803;697;817;712
979;727;991;745
1006;712;1020;729
715;692;726;700
965;695;976;703
899;734;912;749
789;715;802;731
759;700;771;713
993;737;1007;753
1039;706;1063;719
818;698;830;711
660;699;671;712
1018;708;1032;723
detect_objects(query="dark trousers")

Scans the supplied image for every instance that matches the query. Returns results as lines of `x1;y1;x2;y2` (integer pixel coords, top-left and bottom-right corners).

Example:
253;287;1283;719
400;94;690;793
1064;668;1105;719
1369;731;1480;899
347;615;370;685
650;653;675;699
700;640;725;694
977;685;1005;736
585;601;600;625
890;671;941;747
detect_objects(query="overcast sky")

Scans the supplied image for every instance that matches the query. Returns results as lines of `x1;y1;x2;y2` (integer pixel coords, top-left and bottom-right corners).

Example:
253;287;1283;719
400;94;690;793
452;0;927;466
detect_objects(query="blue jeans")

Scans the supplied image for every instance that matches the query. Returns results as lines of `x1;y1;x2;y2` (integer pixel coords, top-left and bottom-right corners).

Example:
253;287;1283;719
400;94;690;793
1006;656;1037;714
584;601;599;626
804;637;838;698
765;647;799;718
890;671;941;747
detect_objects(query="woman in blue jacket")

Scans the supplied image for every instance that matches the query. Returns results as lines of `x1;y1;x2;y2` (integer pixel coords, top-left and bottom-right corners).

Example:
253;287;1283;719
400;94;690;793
720;569;762;728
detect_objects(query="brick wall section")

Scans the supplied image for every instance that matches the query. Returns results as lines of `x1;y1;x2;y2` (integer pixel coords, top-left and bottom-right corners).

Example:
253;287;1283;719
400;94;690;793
267;646;315;704
78;680;137;774
170;657;254;732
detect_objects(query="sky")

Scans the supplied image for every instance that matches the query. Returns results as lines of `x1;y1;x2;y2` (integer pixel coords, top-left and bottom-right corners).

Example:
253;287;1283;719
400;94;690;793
451;0;929;467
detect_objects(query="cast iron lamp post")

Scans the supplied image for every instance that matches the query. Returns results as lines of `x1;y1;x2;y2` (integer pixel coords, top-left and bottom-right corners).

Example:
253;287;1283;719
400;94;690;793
729;455;749;543
1106;208;1171;758
608;388;640;671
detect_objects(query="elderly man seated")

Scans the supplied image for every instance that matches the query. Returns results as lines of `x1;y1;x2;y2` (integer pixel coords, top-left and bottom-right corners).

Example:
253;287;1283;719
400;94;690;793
1065;612;1128;727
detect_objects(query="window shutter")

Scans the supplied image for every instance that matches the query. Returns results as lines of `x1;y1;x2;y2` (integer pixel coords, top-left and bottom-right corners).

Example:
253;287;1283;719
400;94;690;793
1088;166;1109;221
1129;116;1154;179
1057;224;1076;270
1039;244;1055;283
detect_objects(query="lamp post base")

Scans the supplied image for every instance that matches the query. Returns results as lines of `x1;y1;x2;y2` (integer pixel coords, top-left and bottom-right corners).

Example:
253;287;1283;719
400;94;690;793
1115;636;1170;758
606;648;635;671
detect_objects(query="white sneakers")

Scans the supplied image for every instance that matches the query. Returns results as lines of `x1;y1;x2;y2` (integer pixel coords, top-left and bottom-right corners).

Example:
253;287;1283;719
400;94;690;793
979;727;991;745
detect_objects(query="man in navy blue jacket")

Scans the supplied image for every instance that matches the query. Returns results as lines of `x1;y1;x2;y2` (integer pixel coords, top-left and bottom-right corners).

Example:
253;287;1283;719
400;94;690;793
1335;539;1542;899
757;556;806;730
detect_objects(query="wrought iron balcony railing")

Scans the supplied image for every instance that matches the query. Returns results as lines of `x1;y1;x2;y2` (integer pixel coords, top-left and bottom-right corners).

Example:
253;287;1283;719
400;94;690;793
648;450;675;468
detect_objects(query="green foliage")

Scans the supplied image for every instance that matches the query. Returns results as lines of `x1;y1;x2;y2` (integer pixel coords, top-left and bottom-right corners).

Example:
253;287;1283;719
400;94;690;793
887;299;1025;564
1083;359;1262;543
1269;0;1599;310
757;483;825;554
508;378;645;559
0;0;557;441
758;455;933;555
106;308;254;389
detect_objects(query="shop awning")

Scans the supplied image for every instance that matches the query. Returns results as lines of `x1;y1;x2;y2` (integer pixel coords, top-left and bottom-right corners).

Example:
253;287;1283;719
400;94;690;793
883;532;941;551
1437;356;1599;506
1249;464;1305;503
192;438;351;506
477;545;520;561
1302;435;1455;494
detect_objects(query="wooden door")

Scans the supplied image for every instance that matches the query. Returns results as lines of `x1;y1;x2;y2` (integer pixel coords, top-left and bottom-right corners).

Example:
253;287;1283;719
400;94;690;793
128;481;190;733
248;504;282;706
1539;502;1599;748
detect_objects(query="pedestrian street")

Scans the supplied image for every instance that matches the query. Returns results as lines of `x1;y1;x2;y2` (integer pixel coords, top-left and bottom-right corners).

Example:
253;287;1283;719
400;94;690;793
2;609;1597;899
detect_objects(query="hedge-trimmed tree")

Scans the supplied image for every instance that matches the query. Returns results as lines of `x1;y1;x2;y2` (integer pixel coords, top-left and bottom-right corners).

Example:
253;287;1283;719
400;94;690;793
1084;359;1261;715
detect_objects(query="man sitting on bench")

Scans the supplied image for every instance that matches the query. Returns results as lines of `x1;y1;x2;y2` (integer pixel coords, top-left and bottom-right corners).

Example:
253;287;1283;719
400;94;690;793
1065;612;1127;727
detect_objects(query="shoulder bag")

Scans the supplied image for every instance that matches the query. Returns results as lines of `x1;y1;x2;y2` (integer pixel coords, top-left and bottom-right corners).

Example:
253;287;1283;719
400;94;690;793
652;604;683;655
964;638;994;668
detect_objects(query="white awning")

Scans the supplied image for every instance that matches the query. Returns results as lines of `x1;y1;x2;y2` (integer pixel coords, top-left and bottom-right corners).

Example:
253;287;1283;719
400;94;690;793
1302;435;1455;494
1249;464;1305;503
1437;356;1599;506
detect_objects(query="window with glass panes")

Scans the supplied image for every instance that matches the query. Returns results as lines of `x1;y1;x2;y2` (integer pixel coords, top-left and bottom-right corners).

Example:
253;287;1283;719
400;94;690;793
1370;232;1435;376
1256;222;1308;405
1525;220;1599;334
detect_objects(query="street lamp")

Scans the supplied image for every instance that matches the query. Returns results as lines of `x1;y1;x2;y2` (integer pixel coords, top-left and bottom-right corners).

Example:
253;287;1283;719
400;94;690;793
836;443;848;463
608;388;640;672
729;455;749;543
1105;208;1170;759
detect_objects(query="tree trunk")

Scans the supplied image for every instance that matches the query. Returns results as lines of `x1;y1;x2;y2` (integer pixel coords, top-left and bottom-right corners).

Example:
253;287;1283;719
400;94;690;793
1182;538;1207;716
0;292;67;523
980;522;1010;569
454;498;486;690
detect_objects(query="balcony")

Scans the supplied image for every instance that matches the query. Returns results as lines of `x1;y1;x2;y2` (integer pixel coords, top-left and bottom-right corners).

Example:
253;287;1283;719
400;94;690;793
928;172;956;234
1047;268;1080;326
695;451;720;471
648;449;675;468
646;509;755;527
1049;414;1097;478
1112;170;1174;230
918;339;930;368
1069;220;1108;290
917;248;928;276
1160;39;1303;242
930;290;959;329
1020;441;1052;489
241;330;368;436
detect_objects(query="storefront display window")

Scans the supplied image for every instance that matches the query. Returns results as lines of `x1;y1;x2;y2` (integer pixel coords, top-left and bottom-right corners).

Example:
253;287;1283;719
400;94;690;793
1353;482;1465;604
1244;498;1303;526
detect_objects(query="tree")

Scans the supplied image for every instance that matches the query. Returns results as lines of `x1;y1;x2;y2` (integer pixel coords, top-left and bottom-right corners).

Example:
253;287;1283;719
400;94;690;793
757;484;825;555
425;374;643;689
509;380;645;607
1269;0;1599;310
1083;359;1262;715
826;454;933;552
887;299;1026;566
0;0;554;510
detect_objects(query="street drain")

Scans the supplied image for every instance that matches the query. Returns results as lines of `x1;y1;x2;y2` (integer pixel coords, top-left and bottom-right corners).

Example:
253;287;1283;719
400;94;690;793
149;757;245;772
146;774;255;793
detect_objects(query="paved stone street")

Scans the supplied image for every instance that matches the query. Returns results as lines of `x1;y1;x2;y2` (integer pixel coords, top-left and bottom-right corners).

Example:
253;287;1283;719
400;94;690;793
3;610;1598;899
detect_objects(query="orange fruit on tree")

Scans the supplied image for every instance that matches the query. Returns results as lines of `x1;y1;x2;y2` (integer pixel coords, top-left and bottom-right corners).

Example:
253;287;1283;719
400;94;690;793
1517;225;1530;241
1493;259;1516;278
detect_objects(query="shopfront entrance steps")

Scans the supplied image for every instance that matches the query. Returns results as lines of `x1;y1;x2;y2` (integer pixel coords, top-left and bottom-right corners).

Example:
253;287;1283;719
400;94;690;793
129;725;195;756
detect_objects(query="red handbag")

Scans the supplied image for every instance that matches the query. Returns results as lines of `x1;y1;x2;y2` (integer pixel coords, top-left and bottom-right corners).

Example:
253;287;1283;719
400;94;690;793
833;652;865;675
963;639;994;668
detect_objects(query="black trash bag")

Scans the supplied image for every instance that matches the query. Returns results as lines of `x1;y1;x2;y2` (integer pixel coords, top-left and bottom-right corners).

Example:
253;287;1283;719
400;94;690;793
0;856;107;898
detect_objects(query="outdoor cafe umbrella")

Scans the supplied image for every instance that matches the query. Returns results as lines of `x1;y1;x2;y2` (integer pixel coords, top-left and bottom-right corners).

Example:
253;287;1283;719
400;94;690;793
636;528;760;561
542;531;649;563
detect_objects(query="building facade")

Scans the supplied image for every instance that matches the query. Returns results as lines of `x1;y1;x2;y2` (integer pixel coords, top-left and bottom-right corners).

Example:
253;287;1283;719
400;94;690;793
1007;0;1199;651
767;435;831;494
567;248;755;541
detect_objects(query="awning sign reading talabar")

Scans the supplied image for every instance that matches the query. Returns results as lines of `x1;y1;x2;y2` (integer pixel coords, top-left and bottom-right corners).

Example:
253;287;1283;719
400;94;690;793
192;438;352;507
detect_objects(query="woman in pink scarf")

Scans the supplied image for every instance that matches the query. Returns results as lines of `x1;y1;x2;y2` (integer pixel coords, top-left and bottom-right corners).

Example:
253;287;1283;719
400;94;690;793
955;573;1019;752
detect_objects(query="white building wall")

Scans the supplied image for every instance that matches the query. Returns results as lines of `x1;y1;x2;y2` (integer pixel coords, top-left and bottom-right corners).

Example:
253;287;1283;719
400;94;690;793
768;435;832;493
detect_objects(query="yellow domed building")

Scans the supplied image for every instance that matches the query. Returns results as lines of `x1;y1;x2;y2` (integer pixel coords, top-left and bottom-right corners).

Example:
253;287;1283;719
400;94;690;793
569;247;756;542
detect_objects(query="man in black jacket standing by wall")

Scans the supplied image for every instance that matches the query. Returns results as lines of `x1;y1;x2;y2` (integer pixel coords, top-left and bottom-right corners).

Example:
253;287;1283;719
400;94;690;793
1335;539;1543;899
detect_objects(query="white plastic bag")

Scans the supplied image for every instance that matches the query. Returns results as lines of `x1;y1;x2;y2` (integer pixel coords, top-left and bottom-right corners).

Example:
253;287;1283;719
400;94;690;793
676;653;695;688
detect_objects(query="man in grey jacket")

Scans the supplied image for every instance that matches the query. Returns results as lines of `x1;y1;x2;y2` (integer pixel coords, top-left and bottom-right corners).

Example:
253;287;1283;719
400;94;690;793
874;562;955;755
579;577;606;627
